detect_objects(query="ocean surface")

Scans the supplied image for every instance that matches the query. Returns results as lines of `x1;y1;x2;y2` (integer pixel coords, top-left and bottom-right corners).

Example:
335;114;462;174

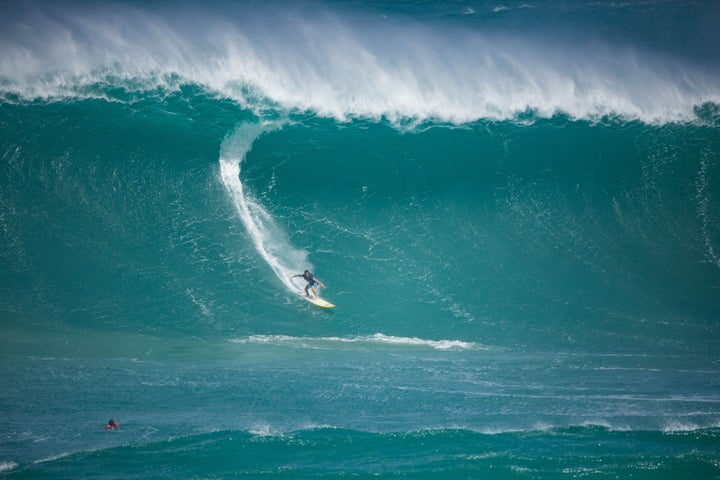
2;0;720;478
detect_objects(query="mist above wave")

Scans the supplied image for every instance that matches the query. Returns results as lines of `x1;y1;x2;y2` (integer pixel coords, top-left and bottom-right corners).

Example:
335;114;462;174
1;1;719;124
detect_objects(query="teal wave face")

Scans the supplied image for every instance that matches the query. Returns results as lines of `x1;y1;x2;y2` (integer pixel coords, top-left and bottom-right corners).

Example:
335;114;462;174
242;116;720;352
2;9;720;473
1;92;719;354
0;92;254;336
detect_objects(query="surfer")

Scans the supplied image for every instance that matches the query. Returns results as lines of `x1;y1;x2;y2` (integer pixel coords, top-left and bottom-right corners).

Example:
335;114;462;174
105;419;119;430
290;270;326;298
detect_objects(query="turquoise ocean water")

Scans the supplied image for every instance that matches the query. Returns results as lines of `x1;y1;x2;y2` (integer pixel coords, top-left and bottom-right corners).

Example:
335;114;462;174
1;1;720;478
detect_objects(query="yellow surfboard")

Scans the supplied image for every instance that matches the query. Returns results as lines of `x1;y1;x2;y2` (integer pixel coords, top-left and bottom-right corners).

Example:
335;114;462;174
299;293;336;308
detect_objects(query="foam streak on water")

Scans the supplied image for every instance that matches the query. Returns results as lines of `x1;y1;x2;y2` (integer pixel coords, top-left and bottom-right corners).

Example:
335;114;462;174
219;122;310;293
231;333;482;350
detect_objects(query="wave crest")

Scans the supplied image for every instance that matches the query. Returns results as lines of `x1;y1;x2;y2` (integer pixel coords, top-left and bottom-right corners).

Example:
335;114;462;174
1;2;719;124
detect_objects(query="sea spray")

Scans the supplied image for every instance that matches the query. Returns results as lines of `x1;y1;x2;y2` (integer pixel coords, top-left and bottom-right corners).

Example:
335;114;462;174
1;1;718;123
219;122;310;293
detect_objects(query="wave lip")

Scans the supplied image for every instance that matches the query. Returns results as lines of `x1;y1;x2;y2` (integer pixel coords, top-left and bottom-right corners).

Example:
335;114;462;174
231;333;484;351
1;2;719;124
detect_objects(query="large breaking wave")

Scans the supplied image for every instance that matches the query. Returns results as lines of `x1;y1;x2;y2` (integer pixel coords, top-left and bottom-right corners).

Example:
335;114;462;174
1;1;719;124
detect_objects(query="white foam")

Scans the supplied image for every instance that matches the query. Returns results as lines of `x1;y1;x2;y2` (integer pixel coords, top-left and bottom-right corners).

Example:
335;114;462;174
1;3;718;124
248;423;275;437
231;333;482;350
0;462;18;473
219;122;310;293
662;421;701;433
34;452;73;463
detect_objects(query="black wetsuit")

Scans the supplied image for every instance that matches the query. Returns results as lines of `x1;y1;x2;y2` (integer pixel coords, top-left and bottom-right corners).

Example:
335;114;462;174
302;271;319;287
